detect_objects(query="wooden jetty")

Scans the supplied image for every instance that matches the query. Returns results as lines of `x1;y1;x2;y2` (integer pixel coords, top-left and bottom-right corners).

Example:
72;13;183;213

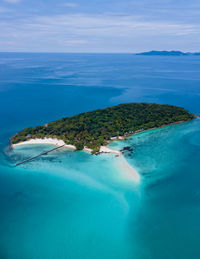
15;145;65;166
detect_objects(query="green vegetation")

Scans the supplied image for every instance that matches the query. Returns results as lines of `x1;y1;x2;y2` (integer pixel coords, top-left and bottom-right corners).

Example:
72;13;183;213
11;103;195;152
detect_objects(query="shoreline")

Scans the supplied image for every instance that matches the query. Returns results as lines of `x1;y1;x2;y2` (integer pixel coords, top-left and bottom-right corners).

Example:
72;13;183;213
12;138;76;150
11;118;194;150
131;118;193;135
10;119;193;183
99;146;121;156
11;119;193;154
11;137;121;155
11;119;193;153
107;118;194;145
11;137;140;182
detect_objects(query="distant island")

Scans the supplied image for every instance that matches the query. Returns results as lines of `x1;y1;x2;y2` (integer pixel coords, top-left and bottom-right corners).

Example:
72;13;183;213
136;51;200;56
11;103;194;154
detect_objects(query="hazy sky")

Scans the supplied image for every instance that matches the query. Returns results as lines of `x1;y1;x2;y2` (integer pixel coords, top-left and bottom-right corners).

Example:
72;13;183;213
0;0;200;52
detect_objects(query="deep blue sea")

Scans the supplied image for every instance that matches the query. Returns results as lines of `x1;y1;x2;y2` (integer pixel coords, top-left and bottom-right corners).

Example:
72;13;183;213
1;53;200;259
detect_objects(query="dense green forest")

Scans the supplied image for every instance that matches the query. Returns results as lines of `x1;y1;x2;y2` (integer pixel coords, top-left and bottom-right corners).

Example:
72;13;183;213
11;103;195;152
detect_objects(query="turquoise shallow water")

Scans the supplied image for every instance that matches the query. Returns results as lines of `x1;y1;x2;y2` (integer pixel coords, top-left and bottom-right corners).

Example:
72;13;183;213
1;53;200;258
1;150;140;259
110;119;200;258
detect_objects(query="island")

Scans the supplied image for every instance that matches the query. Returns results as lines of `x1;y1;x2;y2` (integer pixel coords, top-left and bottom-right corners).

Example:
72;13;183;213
136;51;200;56
10;103;195;154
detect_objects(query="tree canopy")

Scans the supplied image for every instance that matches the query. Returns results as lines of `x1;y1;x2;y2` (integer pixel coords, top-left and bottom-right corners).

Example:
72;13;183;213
11;103;195;151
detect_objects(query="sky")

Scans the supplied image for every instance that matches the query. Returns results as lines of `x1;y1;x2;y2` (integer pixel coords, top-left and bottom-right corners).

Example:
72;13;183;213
0;0;200;53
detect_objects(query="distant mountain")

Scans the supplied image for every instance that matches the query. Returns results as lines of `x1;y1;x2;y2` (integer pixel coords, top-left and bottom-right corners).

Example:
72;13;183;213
136;51;200;56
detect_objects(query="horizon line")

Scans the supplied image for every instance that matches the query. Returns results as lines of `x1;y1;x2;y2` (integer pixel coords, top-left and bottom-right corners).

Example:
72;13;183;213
0;50;199;54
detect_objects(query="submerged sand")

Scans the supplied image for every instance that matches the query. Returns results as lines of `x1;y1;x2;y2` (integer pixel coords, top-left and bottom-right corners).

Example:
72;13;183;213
116;155;140;183
12;138;140;183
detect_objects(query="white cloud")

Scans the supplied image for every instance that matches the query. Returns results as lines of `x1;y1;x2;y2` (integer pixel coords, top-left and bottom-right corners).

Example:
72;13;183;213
63;2;78;8
0;6;10;12
64;39;87;45
0;13;199;52
3;0;22;3
33;13;198;37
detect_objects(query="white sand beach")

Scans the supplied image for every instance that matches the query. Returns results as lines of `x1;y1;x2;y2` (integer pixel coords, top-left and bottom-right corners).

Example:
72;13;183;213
12;138;76;150
100;146;140;182
83;147;93;153
99;146;121;155
12;139;120;155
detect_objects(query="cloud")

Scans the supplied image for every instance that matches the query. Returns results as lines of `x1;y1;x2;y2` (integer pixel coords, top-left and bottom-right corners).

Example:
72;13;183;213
0;13;199;52
3;0;22;3
63;2;78;8
63;39;87;45
0;6;10;12
33;13;198;37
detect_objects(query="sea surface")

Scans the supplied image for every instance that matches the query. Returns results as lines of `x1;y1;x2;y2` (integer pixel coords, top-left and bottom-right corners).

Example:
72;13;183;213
0;53;200;259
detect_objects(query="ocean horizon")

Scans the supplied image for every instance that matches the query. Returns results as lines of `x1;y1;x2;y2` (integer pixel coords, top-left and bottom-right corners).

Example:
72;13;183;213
1;53;200;258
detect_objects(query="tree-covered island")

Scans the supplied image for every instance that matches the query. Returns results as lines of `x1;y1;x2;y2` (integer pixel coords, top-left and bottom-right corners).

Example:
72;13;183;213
11;103;195;153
